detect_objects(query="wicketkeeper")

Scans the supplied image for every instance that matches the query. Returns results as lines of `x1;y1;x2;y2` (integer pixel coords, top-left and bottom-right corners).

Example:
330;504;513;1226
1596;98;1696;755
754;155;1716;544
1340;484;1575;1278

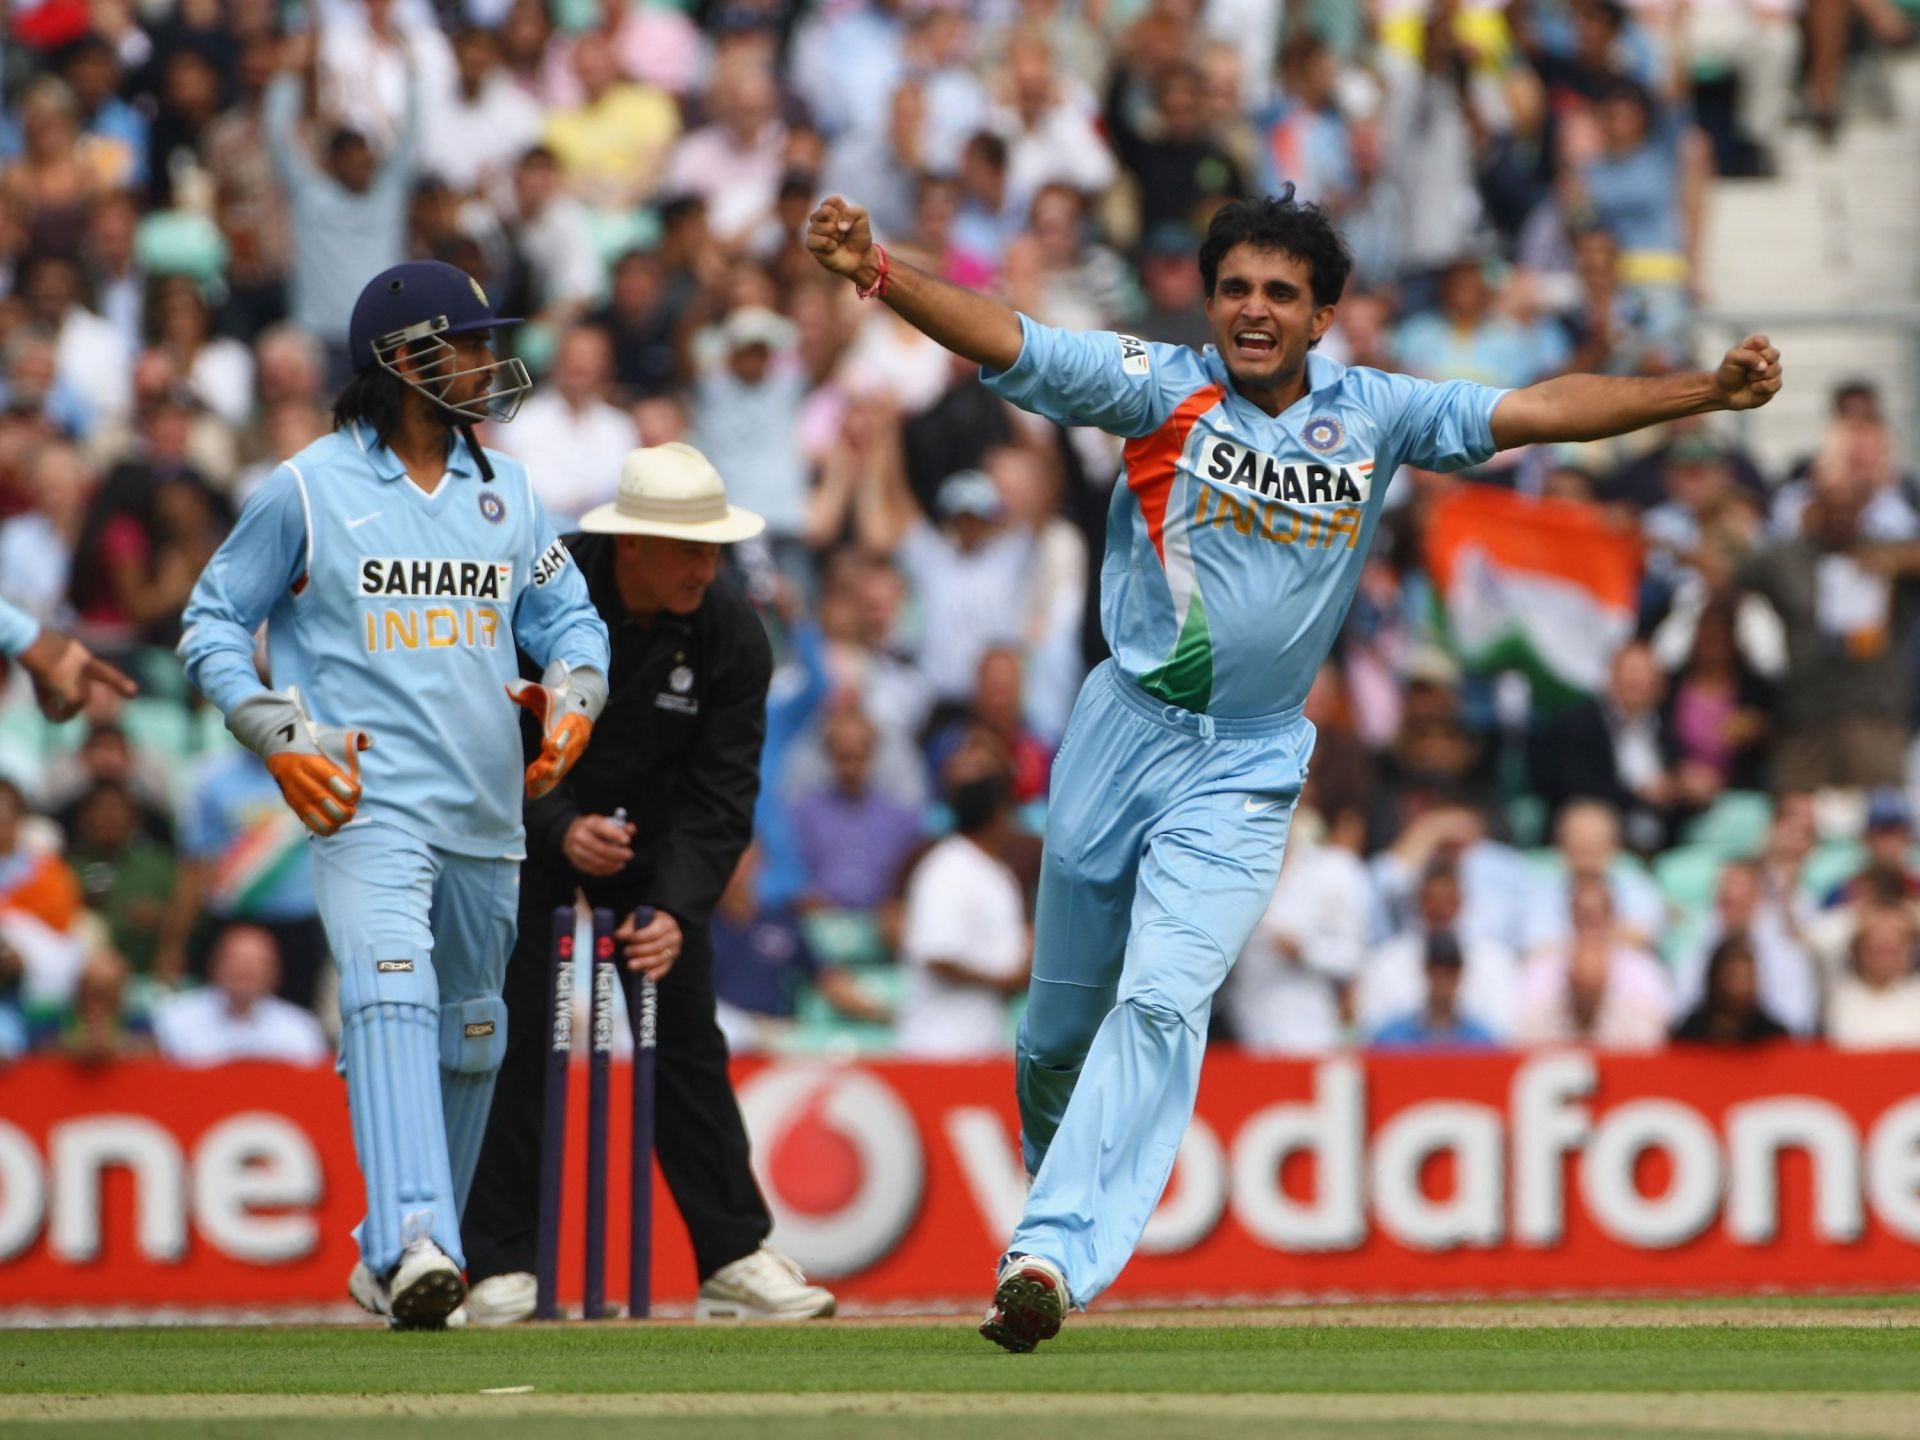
180;260;610;1329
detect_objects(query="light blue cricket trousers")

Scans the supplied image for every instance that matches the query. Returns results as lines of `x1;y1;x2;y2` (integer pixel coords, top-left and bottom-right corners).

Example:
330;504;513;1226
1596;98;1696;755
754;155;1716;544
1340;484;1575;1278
312;821;520;1275
1010;661;1311;1304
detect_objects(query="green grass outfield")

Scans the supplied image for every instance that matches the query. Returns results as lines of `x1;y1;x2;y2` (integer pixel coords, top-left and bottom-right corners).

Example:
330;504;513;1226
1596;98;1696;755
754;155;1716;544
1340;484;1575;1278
5;1300;1920;1440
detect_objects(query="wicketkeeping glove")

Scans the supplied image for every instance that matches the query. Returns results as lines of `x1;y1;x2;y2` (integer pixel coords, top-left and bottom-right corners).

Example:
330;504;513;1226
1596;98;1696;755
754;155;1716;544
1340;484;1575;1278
228;687;374;837
507;660;607;800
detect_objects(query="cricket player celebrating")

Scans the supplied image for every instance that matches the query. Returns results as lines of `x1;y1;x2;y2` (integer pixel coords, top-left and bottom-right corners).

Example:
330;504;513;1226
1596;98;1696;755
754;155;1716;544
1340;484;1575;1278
807;189;1783;1351
180;261;611;1329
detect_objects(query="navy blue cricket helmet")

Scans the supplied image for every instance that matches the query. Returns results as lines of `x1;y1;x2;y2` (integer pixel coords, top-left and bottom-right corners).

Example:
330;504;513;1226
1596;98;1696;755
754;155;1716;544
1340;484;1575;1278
347;260;532;424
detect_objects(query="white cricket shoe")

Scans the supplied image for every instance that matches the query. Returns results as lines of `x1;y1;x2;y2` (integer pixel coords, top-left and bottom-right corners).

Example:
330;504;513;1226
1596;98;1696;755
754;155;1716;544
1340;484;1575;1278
386;1238;467;1330
348;1260;389;1320
696;1245;837;1320
461;1272;539;1327
978;1254;1070;1353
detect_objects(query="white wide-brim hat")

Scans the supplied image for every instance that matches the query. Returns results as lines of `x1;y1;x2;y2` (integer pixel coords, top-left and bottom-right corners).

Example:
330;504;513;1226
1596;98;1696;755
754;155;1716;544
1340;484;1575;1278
579;442;767;543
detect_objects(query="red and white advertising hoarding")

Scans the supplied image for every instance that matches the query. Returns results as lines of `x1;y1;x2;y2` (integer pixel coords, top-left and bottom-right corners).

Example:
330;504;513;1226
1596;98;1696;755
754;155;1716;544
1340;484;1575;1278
3;1048;1919;1310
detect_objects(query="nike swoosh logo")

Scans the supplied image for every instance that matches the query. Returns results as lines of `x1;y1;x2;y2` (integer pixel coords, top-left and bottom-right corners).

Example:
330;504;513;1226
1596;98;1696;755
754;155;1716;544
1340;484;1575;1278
1244;797;1281;814
345;512;382;529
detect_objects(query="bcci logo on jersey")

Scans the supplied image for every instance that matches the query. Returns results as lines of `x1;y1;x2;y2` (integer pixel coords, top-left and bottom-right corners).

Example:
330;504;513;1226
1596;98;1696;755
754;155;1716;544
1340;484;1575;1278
1197;439;1374;552
358;557;512;652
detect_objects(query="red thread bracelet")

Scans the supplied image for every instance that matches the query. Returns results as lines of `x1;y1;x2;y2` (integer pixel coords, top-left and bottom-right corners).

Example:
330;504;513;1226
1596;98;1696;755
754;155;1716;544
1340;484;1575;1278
855;244;890;301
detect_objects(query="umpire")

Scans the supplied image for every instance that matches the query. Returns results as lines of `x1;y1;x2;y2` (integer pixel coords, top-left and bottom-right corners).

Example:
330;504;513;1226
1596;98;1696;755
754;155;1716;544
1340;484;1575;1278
463;443;834;1323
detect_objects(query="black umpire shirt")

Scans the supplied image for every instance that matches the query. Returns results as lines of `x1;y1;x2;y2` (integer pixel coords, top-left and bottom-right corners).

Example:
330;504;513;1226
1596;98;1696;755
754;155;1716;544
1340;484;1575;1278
521;532;771;928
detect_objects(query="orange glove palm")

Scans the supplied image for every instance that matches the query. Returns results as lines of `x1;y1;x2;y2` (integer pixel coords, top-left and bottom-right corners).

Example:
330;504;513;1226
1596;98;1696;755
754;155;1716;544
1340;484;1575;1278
230;687;373;837
266;745;368;836
507;660;605;800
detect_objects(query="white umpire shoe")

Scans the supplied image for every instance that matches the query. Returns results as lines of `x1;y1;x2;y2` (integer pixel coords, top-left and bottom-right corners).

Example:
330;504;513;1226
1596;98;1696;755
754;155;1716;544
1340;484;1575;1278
696;1245;837;1321
386;1238;468;1330
461;1272;539;1327
978;1253;1070;1354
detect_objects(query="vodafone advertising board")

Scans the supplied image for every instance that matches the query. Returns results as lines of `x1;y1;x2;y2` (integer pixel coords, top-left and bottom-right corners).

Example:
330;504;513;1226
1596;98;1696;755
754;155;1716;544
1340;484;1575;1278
4;1049;1920;1310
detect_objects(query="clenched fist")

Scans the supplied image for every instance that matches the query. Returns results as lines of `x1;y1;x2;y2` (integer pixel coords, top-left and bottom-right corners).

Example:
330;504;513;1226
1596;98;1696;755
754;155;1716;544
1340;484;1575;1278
806;195;877;284
1715;334;1784;412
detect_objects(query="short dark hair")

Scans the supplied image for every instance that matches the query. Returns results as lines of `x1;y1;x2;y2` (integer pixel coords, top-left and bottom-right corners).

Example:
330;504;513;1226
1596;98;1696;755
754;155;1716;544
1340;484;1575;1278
1197;186;1352;310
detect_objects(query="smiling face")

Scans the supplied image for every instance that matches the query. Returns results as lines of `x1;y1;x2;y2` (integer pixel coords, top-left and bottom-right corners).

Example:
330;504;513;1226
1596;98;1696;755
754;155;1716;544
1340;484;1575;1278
1203;244;1334;408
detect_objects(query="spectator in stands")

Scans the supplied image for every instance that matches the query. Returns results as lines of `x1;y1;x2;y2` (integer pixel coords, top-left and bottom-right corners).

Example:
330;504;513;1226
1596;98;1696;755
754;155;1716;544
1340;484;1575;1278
789;703;923;914
2;79;113;256
145;44;221;208
988;30;1118;221
1224;806;1373;1054
1827;906;1920;1050
691;307;810;568
1394;254;1570;393
1672;936;1793;1046
58;944;153;1063
1516;876;1675;1049
422;26;541;205
0;440;89;625
492;325;633;530
1656;593;1775;800
503;146;602;330
263;30;419;377
541;31;678;210
1530;641;1681;855
1253;34;1353;210
930;648;1054;806
1002;184;1137;335
0;778;82;940
986;444;1087;741
712;844;889;1055
1355;862;1520;1042
152;923;329;1066
1560;74;1703;351
1828;790;1920;907
15;248;130;436
1370;933;1501;1049
1739;467;1920;790
895;758;1029;1058
811;550;934;797
1674;858;1819;1035
146;276;255;430
588;250;681;401
661;47;787;246
81;190;142;357
1370;788;1538;958
200;27;291;340
1135;222;1215;351
64;780;174;979
1103;55;1245;239
1771;405;1919;541
59;36;146;194
862;467;1032;715
1524;800;1667;954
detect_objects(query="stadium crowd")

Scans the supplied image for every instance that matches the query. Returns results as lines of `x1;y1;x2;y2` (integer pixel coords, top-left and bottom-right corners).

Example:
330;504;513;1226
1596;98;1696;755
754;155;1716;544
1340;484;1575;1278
0;0;1916;1066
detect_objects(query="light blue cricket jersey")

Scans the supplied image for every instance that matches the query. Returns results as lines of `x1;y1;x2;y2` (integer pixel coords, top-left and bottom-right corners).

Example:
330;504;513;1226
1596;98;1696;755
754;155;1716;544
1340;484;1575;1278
984;315;1508;718
180;423;610;860
0;596;39;657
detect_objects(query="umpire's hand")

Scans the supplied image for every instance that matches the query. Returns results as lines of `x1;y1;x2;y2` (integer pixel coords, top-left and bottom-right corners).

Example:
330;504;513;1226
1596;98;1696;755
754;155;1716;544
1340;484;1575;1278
563;813;635;876
617;909;682;981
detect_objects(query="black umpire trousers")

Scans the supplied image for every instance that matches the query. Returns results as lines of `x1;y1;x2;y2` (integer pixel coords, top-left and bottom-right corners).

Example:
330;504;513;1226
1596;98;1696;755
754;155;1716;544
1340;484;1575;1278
464;862;772;1283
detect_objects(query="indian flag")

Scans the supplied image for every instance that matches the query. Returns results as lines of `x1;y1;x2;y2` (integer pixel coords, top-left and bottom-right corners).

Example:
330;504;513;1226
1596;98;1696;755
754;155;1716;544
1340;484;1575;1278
1425;484;1640;703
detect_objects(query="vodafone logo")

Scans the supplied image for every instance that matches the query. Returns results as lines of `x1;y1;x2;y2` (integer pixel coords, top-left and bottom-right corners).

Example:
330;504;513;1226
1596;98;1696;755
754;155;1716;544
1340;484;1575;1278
738;1065;923;1278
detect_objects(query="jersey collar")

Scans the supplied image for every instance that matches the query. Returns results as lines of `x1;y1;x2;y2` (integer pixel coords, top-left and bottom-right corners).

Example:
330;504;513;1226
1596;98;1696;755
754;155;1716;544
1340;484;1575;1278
1200;346;1348;408
351;421;479;484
